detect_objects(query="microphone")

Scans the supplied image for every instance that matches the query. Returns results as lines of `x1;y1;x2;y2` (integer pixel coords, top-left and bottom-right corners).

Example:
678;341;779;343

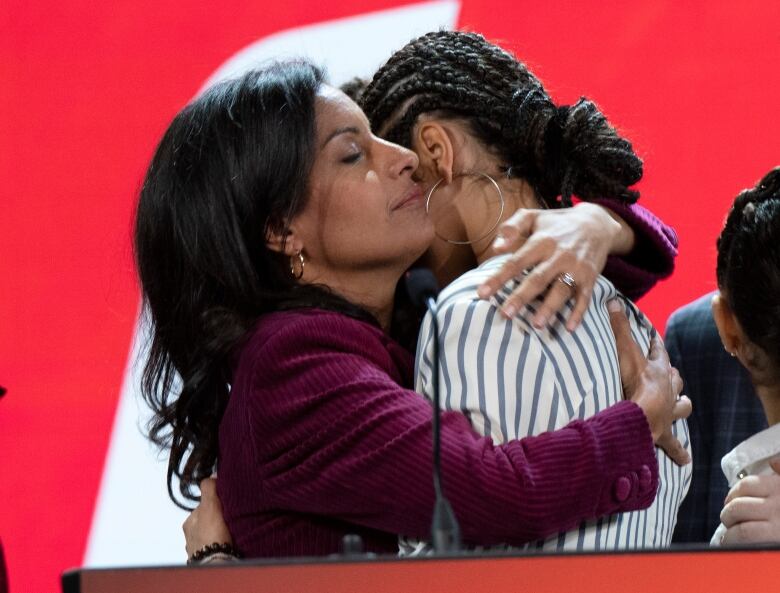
405;269;461;553
405;268;439;309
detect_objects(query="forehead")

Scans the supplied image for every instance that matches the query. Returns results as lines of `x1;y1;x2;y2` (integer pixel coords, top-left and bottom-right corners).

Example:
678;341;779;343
315;85;369;137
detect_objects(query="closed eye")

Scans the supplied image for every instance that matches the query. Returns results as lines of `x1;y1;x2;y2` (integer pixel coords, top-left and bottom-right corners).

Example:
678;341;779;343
341;151;362;164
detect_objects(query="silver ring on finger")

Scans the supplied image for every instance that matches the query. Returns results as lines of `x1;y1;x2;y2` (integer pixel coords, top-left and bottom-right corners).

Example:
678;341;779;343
557;272;577;293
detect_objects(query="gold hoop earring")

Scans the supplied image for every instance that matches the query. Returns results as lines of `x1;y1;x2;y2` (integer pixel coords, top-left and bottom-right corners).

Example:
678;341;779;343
425;171;505;245
290;250;305;280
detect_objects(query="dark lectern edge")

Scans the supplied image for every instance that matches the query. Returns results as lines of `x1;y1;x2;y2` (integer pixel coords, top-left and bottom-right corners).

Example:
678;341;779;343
61;569;80;593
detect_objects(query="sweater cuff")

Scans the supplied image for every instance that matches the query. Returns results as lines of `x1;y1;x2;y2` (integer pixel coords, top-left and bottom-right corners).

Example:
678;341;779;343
586;401;659;518
592;199;678;300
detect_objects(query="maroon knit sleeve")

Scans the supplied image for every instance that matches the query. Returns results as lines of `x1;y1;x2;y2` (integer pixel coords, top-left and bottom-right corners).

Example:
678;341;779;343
592;198;679;301
244;312;658;547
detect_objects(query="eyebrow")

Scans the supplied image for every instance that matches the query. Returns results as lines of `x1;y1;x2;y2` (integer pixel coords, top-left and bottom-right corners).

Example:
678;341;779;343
321;126;360;148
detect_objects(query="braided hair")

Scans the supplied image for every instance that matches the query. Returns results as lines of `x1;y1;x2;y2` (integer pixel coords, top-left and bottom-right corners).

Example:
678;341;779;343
360;30;642;207
716;167;780;379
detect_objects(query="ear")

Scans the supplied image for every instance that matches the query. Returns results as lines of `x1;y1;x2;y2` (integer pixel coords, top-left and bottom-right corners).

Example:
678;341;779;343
265;222;304;257
413;120;455;184
712;293;742;357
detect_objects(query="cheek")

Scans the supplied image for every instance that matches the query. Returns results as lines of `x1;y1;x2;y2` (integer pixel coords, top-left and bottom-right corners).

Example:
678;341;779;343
308;179;387;253
326;181;383;230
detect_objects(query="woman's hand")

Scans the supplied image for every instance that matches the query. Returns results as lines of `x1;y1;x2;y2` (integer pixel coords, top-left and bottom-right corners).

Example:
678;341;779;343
608;300;692;466
720;459;780;545
478;202;634;331
182;477;233;558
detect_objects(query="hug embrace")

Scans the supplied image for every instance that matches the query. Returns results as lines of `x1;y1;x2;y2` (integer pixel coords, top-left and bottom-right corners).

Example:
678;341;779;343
135;31;697;560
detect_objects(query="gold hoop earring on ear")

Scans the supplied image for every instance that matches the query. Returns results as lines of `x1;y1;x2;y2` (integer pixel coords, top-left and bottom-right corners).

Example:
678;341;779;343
290;250;305;280
425;171;505;245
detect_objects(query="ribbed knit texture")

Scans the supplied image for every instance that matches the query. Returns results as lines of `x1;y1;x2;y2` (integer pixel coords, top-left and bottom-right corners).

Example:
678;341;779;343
218;309;658;558
593;199;679;301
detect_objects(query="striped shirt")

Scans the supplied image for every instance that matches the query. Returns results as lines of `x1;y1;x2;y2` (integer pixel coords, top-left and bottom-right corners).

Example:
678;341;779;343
401;254;691;553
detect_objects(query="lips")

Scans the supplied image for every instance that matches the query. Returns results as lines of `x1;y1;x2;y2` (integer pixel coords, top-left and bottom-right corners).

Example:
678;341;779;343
392;184;424;210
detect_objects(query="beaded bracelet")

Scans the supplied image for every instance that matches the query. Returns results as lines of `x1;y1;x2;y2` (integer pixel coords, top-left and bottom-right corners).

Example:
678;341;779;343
188;542;241;565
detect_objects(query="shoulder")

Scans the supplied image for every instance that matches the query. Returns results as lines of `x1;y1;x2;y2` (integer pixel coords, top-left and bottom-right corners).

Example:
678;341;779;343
437;257;508;309
432;260;516;336
230;309;415;415
244;308;387;353
238;308;412;382
665;292;719;340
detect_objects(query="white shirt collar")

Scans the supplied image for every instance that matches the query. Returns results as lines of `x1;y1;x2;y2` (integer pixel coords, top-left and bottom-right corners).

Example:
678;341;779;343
721;423;780;485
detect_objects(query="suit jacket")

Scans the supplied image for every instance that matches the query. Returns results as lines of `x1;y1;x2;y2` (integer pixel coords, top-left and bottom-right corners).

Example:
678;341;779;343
666;292;767;543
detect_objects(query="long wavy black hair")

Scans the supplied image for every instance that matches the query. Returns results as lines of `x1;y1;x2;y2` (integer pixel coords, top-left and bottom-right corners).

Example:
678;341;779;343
359;30;643;207
134;62;376;507
716;167;780;382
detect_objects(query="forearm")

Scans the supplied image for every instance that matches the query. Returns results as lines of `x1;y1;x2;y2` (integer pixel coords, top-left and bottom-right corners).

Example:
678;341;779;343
251;313;658;548
603;207;635;255
441;400;658;545
268;383;657;547
593;199;678;300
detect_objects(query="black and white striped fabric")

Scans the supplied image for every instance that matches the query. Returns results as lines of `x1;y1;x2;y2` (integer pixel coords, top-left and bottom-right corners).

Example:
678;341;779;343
401;254;691;554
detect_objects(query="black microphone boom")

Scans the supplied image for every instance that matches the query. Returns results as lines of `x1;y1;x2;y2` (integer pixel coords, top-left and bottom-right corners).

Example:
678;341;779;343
405;268;439;309
404;269;461;553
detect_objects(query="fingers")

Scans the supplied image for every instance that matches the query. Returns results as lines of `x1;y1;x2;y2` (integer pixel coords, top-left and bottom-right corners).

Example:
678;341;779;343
527;270;577;328
670;367;683;397
771;457;780;475
720;471;780;545
646;335;670;368
478;205;605;328
490;209;536;254
721;496;770;528
183;509;199;557
477;238;547;302
725;473;780;504
182;477;233;557
671;395;693;421
657;429;691;466
566;283;594;332
721;521;779;545
492;252;556;318
608;300;643;391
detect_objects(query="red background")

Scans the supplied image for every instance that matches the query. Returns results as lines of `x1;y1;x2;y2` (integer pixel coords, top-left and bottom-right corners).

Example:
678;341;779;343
2;1;779;591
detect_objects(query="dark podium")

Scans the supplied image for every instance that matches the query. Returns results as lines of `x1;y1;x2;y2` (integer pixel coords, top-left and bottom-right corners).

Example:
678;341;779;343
63;546;780;593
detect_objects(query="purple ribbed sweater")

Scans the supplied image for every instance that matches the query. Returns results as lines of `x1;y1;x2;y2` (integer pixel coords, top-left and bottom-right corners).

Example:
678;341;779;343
596;200;679;300
218;309;659;558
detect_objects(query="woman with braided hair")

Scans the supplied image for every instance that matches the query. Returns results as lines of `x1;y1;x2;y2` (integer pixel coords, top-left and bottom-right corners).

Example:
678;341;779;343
706;167;780;545
355;30;692;552
358;31;677;329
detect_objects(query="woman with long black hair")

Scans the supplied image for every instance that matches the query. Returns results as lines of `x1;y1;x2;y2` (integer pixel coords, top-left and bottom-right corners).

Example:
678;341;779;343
136;61;686;560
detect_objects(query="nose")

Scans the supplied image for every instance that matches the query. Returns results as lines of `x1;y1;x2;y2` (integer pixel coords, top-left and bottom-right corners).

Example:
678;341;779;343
381;138;418;178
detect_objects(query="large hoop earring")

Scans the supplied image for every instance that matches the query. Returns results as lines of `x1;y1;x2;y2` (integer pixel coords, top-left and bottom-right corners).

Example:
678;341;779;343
425;171;505;245
290;250;305;280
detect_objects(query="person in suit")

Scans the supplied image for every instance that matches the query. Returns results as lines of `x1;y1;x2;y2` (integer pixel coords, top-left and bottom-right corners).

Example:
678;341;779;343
667;293;766;543
670;168;780;544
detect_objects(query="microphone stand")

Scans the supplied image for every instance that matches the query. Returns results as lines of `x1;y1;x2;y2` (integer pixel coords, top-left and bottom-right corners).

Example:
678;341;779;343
405;269;461;553
425;294;462;554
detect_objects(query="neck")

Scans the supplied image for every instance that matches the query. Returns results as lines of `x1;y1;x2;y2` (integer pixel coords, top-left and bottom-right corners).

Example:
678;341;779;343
306;267;400;332
755;384;780;426
423;175;537;289
474;177;539;264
